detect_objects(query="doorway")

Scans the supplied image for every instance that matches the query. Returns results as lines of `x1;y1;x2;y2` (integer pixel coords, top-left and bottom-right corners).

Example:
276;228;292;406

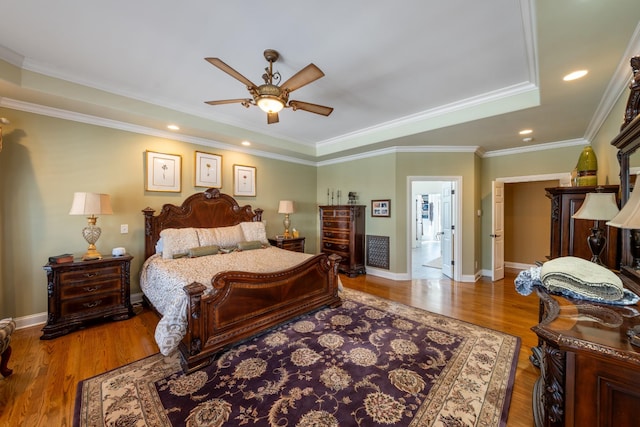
408;177;461;281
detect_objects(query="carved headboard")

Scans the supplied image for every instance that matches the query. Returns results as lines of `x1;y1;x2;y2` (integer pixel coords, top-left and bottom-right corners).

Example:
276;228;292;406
142;188;263;260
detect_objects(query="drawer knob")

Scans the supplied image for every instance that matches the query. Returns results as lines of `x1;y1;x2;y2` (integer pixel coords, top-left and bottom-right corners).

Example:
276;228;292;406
84;272;99;278
83;286;100;292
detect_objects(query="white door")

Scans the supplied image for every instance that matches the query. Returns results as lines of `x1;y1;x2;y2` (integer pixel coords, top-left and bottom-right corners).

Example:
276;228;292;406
441;182;453;278
491;181;505;281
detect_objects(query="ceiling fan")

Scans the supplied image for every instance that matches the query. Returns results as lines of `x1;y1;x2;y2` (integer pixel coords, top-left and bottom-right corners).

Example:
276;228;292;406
204;49;333;124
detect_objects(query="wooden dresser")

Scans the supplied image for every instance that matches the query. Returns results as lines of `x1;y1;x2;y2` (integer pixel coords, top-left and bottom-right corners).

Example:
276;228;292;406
319;205;366;277
268;236;305;253
531;282;640;427
41;255;134;339
545;185;620;270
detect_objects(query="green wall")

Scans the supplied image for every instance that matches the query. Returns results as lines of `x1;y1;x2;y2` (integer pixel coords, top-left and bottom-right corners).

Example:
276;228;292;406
1;84;631;319
0;108;317;318
317;154;397;268
318;151;478;277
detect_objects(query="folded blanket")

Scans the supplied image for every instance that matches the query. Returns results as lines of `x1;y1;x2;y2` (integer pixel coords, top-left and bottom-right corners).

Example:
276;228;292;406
541;256;623;301
515;257;639;306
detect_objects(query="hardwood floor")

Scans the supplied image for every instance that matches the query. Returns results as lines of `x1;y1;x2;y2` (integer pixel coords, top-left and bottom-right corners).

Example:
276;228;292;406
0;271;539;427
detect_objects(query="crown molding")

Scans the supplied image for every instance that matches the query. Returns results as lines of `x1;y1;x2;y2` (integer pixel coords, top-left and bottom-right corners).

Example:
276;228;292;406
584;21;640;141
0;97;317;166
482;138;588;158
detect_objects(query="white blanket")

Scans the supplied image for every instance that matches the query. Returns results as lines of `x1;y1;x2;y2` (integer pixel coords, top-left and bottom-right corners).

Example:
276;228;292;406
140;247;314;356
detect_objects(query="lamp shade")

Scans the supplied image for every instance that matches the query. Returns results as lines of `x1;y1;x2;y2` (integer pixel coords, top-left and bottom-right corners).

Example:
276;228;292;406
607;186;640;229
69;192;113;216
572;192;619;221
278;200;294;214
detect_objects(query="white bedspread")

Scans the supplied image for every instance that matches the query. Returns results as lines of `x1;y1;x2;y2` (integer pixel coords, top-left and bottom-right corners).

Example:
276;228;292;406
140;247;314;356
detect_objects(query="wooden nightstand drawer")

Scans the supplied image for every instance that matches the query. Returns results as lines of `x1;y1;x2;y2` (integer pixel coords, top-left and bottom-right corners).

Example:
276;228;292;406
60;292;121;317
59;264;121;284
60;278;122;299
42;255;134;339
268;237;305;253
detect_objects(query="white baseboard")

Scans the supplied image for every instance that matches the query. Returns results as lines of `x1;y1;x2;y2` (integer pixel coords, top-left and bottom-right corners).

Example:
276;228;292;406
505;261;535;270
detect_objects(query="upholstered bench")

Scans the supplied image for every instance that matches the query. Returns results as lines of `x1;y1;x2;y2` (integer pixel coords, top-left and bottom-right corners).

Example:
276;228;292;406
0;318;16;377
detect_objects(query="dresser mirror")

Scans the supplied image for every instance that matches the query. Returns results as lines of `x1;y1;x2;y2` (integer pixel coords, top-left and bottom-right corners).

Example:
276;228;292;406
611;56;640;293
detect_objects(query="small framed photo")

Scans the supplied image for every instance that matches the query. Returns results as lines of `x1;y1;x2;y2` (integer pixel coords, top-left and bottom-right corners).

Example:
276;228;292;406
371;199;391;217
146;150;181;192
194;151;222;188
233;164;256;196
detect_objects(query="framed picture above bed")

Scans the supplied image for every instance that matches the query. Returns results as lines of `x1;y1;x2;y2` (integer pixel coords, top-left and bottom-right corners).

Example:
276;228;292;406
233;164;256;196
145;150;181;192
194;151;222;188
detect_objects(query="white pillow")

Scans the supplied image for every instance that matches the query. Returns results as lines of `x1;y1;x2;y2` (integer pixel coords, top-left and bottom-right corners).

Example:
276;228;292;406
159;228;199;259
197;224;244;248
240;221;269;244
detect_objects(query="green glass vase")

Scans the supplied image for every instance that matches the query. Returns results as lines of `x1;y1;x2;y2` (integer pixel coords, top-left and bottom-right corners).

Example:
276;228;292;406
576;146;597;186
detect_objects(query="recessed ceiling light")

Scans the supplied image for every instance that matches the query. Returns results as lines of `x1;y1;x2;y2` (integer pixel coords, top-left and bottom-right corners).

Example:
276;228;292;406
563;70;588;81
519;129;533;135
523;137;533;143
241;141;251;146
167;124;180;131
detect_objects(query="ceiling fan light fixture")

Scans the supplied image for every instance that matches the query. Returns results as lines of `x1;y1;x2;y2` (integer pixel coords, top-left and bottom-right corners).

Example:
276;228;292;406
257;96;284;113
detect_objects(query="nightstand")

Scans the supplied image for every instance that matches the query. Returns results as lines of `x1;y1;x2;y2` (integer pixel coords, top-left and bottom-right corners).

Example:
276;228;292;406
268;236;305;253
41;255;134;339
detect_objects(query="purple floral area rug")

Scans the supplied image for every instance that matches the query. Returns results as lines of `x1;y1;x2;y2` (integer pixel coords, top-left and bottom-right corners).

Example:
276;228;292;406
74;288;520;426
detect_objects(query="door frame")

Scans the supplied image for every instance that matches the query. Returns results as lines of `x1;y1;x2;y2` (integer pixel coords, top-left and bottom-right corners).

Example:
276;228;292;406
407;176;462;282
492;172;571;274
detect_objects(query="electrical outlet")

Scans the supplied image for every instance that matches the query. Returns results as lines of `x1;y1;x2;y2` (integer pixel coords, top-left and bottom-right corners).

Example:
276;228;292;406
120;224;128;234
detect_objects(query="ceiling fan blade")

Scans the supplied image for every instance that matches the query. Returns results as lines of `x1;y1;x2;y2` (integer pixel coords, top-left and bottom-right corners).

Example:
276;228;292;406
205;98;252;106
267;112;279;124
289;100;334;116
205;57;257;89
280;64;325;92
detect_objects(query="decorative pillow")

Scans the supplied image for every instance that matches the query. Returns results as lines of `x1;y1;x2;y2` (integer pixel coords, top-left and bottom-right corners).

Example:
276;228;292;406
159;228;199;260
197;225;244;248
155;237;164;254
237;240;265;251
189;245;220;258
240;221;269;244
540;256;624;301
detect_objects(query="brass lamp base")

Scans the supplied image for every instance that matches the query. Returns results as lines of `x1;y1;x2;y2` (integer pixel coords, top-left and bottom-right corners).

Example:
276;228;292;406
283;213;291;239
81;217;103;260
82;244;103;261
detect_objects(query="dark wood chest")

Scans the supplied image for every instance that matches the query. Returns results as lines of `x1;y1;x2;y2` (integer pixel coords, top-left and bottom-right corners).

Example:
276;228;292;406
545;185;620;269
532;283;640;426
319;205;366;277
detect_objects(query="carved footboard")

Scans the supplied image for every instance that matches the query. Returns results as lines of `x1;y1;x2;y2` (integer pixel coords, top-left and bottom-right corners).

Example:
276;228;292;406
179;253;342;372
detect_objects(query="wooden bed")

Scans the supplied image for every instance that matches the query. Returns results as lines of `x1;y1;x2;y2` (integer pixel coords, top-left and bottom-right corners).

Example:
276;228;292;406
142;188;342;373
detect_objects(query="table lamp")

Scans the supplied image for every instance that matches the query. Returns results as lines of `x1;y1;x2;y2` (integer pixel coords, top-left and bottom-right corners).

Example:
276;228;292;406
278;200;294;238
572;192;619;264
69;192;113;260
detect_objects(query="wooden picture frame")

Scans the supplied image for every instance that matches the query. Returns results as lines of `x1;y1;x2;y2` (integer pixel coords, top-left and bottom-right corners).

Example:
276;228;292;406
233;164;256;196
371;199;391;217
194;151;222;188
145;150;181;192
